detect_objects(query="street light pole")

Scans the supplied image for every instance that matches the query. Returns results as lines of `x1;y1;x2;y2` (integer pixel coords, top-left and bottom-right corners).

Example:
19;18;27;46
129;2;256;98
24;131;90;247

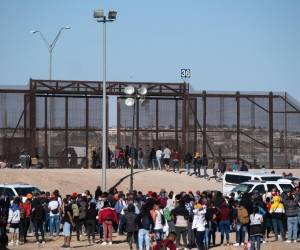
94;10;117;192
31;26;71;80
102;17;107;192
124;86;148;192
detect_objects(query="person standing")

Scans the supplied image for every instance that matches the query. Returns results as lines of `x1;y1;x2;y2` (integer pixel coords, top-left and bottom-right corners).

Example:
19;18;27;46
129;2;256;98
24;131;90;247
162;146;171;171
85;202;97;245
155;147;163;170
249;206;263;250
171;149;180;173
99;201;118;246
150;147;156;170
184;152;193;175
172;199;189;249
284;191;298;243
137;148;144;169
77;195;88;241
137;203;154;250
31;197;46;245
7;198;21;246
219;202;231;246
192;202;207;250
61;198;75;248
124;204;139;250
269;195;285;241
194;152;201;177
48;195;60;240
19;194;31;244
201;154;209;179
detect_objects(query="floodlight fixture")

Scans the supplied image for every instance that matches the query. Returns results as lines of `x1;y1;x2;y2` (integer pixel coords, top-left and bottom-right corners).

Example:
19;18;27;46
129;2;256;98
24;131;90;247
124;86;135;95
125;97;135;107
93;9;104;19
138;87;147;96
108;11;117;20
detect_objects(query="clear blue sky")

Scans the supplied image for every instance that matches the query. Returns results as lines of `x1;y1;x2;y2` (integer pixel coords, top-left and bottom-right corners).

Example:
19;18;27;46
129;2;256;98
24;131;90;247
0;0;300;97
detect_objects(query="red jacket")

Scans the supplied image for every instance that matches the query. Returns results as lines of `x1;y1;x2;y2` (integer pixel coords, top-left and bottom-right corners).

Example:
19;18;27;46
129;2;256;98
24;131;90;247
20;202;31;219
98;207;118;224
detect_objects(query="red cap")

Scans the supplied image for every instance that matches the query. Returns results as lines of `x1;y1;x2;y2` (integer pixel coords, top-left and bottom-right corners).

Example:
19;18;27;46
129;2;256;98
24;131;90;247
72;192;78;198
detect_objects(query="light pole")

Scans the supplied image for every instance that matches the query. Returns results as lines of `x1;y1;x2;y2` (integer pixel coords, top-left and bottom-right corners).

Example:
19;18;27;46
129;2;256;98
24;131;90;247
124;86;147;191
94;10;117;192
30;26;71;80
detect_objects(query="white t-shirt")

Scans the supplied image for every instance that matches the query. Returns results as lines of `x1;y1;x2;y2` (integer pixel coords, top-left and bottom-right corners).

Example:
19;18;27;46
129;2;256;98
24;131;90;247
156;150;162;159
250;213;263;225
48;200;59;216
154;210;164;230
163;148;171;159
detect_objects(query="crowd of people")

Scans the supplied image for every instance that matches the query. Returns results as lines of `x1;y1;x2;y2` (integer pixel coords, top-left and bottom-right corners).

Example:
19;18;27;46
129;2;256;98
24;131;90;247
0;181;300;250
94;144;249;177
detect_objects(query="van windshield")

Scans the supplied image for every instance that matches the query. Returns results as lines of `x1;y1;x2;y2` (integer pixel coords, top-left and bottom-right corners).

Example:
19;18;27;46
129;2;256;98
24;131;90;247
232;184;254;193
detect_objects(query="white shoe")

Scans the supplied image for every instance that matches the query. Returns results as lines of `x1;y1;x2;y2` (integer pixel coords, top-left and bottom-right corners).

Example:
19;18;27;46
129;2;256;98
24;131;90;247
262;240;266;243
8;241;14;246
15;240;19;246
42;241;46;245
233;243;240;246
36;241;40;244
108;242;112;245
286;240;292;243
293;240;298;243
101;241;107;246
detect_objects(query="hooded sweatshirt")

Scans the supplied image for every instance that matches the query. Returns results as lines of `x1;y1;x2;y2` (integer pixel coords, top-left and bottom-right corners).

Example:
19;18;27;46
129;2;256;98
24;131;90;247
270;196;285;215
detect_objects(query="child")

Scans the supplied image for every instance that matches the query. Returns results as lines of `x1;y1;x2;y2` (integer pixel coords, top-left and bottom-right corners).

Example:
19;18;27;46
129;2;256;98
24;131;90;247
7;198;21;246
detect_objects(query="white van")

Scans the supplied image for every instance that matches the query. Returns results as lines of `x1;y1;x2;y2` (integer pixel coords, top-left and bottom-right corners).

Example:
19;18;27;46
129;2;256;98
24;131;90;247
229;179;294;198
222;171;283;194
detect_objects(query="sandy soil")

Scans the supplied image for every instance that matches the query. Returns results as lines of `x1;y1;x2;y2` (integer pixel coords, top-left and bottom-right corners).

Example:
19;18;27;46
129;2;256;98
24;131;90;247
1;168;300;249
1;168;300;196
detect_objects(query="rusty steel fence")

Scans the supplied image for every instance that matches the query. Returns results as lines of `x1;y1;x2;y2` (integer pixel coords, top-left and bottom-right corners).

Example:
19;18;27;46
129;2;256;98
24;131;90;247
0;79;299;168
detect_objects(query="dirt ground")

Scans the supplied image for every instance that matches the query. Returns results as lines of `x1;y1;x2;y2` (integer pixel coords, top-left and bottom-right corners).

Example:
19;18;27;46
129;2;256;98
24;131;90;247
1;168;300;249
1;168;300;196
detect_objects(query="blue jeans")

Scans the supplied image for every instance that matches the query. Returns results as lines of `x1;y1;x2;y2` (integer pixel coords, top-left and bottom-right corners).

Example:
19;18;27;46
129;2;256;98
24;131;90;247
49;215;60;237
287;216;298;240
272;218;284;239
194;163;200;176
203;165;208;177
138;158;144;169
185;163;191;174
118;214;125;235
156;157;161;170
220;220;230;243
251;235;262;250
138;228;150;250
151;159;156;169
236;223;247;244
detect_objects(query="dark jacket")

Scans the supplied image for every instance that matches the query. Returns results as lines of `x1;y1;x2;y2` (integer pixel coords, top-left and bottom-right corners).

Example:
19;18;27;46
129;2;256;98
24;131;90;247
172;205;189;220
124;212;138;232
285;199;298;217
184;153;193;164
136;210;154;231
86;206;98;221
